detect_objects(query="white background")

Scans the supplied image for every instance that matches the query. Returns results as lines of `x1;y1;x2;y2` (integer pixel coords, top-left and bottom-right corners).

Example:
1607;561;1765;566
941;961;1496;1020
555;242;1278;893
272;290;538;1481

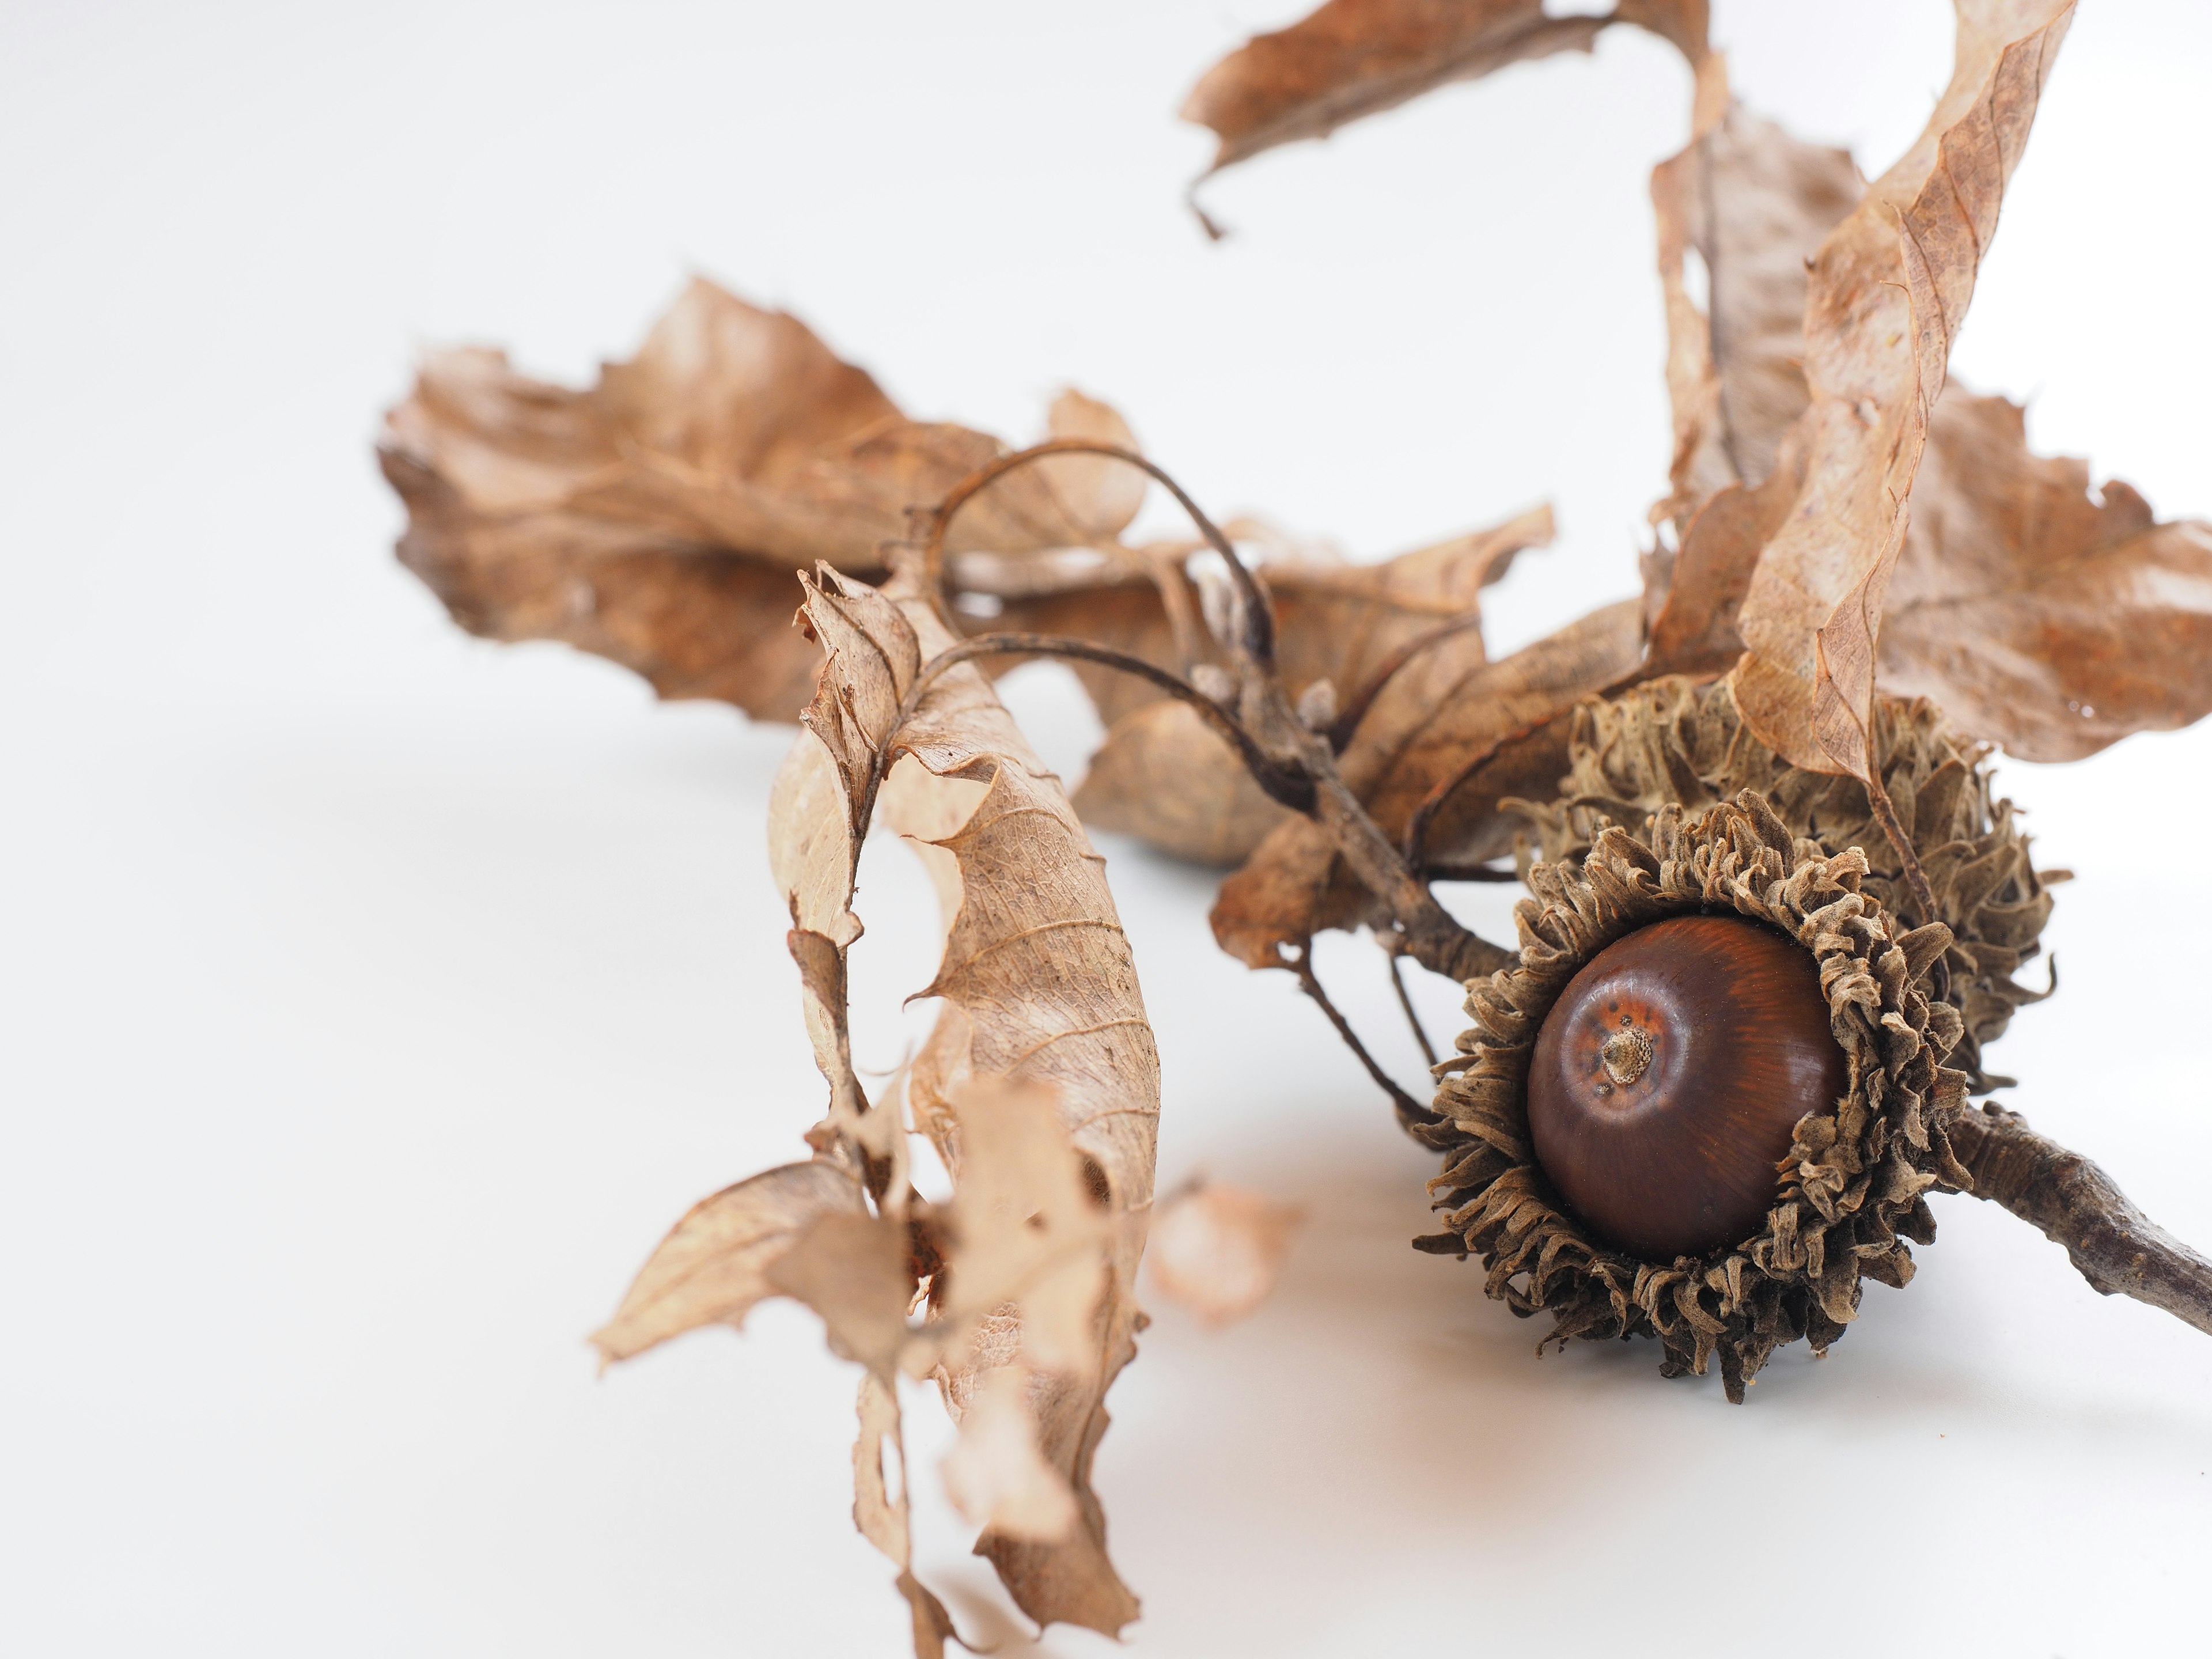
6;2;2211;1654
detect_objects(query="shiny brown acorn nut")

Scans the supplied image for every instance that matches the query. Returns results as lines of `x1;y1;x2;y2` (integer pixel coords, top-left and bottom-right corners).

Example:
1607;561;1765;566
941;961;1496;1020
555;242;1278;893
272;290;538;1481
1525;913;1849;1262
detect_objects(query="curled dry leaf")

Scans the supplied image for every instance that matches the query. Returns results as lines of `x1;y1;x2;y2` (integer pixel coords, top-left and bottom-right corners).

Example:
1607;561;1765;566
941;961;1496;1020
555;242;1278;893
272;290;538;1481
1639;435;1808;682
588;1160;868;1366
1181;0;1715;186
1339;594;1645;855
590;555;1160;1649
923;1082;1113;1388
380;278;1145;721
765;1210;917;1377
1638;79;1853;659
382;274;1566;873
1267;507;1549;700
1650;389;2212;765
925;1084;1123;1557
868;573;1158;1633
1635;26;2212;767
911;1082;1113;1553
784;559;1158;1637
1727;0;2075;782
1145;1181;1307;1328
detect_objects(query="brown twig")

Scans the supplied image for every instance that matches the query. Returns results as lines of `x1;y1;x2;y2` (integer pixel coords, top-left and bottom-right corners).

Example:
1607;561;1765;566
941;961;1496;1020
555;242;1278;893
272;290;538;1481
1385;949;1440;1070
1287;945;1440;1134
1421;859;1522;882
1862;763;1941;928
918;440;1276;665
914;446;1518;991
1301;757;1515;982
1944;1101;2212;1339
889;632;1314;812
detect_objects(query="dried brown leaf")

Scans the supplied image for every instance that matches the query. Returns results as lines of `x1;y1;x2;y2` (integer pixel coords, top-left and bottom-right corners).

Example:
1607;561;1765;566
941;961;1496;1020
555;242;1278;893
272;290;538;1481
1073;700;1292;865
771;570;919;1184
1208;816;1354;972
1181;0;1715;180
1877;392;2212;761
855;1376;965;1659
598;547;1163;1648
793;564;1158;1636
381;279;1142;721
1145;1182;1306;1327
1033;389;1147;544
1269;507;1549;698
1344;594;1645;839
1636;65;2211;771
925;1092;1115;1557
1650;104;1863;528
382;276;1564;872
766;1210;916;1377
1729;1;2075;781
1641;430;1808;679
994;568;1199;729
588;1160;868;1365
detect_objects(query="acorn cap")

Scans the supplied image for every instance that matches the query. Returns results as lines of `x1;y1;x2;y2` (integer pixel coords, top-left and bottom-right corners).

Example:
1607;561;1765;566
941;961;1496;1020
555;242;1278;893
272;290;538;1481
1510;676;2054;1092
1422;785;1972;1402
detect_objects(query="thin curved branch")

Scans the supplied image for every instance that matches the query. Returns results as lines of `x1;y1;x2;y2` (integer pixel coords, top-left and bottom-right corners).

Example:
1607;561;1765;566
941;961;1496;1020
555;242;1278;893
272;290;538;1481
1386;949;1439;1070
1863;764;1942;928
1419;859;1522;883
1287;944;1440;1135
904;447;1516;992
890;632;1313;812
919;440;1277;666
1945;1101;2212;1339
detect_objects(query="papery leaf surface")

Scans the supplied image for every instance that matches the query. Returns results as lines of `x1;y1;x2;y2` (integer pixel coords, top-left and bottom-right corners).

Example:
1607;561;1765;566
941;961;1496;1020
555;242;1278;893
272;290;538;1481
381;279;1142;719
589;1161;869;1365
1212;598;1645;965
808;565;1160;1637
1878;393;2212;761
1181;0;1714;179
1729;1;2075;779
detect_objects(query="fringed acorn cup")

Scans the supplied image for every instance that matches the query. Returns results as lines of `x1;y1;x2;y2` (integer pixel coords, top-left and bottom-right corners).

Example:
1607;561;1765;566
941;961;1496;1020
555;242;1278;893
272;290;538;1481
1415;677;2057;1400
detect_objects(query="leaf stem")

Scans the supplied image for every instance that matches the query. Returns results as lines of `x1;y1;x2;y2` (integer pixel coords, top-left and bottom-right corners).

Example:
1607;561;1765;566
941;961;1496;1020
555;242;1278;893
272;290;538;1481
905;449;1517;1025
1287;944;1440;1134
1386;949;1440;1070
919;440;1275;665
893;632;1313;811
1863;763;1941;928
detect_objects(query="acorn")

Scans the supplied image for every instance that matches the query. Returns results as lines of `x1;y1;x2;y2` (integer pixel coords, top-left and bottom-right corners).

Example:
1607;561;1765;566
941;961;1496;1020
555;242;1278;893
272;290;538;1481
1512;674;2055;1091
1414;677;2046;1401
1525;914;1848;1262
